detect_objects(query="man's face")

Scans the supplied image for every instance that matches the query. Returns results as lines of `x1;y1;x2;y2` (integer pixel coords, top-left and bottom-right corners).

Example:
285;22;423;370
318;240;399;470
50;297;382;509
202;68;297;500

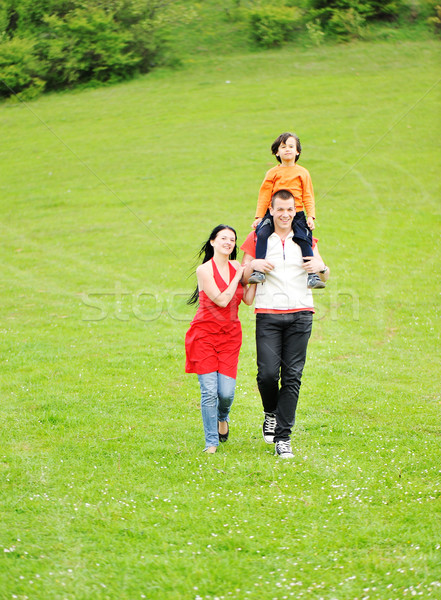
270;197;296;231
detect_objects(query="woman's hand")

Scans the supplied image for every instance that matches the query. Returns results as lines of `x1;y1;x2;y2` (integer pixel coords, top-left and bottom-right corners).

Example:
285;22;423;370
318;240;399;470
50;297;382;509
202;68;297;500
234;265;245;281
252;217;262;230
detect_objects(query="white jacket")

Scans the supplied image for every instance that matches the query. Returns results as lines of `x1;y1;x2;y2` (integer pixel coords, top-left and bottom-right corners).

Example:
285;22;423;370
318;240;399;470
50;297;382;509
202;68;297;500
255;231;314;311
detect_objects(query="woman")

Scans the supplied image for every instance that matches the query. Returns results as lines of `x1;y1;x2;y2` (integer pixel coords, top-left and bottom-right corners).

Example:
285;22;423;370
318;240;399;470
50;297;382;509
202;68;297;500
186;225;256;454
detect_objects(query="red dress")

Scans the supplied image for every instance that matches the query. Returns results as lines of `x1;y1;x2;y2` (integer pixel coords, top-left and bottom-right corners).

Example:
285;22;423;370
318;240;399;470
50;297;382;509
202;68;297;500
185;259;244;378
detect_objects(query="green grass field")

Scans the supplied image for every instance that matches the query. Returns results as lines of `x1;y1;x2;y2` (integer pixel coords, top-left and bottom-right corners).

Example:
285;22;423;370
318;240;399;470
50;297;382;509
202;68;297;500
1;39;441;599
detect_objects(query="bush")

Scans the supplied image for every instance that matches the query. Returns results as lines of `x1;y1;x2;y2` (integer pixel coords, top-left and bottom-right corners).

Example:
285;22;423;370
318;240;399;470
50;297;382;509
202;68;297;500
0;0;188;99
427;3;441;32
305;18;325;45
37;8;138;89
305;0;415;40
327;6;367;39
307;0;406;21
248;4;303;47
0;37;46;99
364;0;404;20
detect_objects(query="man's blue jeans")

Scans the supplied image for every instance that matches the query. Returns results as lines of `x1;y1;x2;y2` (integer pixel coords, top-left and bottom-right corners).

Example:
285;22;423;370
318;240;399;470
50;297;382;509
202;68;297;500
197;372;236;448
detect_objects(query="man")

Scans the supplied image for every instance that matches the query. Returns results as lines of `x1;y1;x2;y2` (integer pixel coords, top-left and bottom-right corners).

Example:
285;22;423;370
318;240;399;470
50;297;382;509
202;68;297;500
241;189;329;458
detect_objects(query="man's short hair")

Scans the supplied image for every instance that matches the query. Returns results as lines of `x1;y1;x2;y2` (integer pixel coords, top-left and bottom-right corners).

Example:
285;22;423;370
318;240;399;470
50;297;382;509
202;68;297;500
271;189;295;207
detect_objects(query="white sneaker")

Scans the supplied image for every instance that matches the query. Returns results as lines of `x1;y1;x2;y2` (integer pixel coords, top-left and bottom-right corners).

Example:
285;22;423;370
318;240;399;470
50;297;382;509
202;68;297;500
275;440;294;459
262;412;277;444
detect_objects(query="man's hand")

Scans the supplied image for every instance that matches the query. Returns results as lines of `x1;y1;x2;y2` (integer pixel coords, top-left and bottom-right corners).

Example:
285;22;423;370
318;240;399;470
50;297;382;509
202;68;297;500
307;216;315;230
252;217;262;230
251;259;274;273
302;255;325;273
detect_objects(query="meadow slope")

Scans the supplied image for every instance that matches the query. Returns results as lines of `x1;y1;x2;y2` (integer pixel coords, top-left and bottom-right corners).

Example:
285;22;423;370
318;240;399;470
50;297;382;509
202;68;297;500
1;40;440;599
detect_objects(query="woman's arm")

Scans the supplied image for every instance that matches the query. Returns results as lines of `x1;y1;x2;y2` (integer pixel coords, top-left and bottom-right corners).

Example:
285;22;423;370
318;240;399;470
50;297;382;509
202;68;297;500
242;281;257;306
241;252;275;283
197;263;244;308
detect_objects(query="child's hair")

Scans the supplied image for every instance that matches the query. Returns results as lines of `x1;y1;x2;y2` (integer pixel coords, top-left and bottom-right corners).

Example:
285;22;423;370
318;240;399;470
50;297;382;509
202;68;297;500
271;132;302;163
271;189;295;206
187;224;238;305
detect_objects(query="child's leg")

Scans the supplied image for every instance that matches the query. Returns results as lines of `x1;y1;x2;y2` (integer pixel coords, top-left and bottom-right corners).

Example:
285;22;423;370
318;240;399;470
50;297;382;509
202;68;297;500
293;237;313;259
255;217;274;259
249;213;274;284
292;212;313;255
292;213;325;289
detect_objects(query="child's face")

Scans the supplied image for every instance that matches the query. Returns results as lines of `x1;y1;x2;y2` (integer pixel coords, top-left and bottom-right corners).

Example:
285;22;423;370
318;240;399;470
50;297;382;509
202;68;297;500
276;137;299;163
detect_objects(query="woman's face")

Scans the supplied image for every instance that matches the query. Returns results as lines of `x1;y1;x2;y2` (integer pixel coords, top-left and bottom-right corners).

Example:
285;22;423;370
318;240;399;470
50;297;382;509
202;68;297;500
211;229;236;255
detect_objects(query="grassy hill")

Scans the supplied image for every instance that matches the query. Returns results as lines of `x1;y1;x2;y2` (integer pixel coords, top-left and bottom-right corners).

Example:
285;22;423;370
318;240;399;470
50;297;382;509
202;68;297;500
1;38;440;599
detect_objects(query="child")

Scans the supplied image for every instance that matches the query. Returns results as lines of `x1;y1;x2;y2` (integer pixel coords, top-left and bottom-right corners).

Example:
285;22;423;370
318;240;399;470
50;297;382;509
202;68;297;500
249;132;325;289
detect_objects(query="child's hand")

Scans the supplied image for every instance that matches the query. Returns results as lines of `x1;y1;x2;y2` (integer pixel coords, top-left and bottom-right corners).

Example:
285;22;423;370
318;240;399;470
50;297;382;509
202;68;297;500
252;217;262;230
307;216;315;230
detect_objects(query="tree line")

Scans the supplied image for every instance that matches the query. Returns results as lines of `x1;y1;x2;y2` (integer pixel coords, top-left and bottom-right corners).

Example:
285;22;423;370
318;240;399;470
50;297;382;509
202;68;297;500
1;0;439;100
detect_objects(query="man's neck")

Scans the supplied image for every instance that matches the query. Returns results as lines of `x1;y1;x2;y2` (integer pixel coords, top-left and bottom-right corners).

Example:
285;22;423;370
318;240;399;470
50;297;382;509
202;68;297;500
273;225;292;240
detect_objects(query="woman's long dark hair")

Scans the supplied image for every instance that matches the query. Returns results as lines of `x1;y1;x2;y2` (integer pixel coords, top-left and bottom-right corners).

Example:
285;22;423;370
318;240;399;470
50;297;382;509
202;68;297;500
187;224;238;305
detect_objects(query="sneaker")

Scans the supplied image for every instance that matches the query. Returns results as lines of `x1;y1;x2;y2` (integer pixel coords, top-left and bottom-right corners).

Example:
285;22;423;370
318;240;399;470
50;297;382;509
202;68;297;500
262;412;277;444
249;270;266;284
307;273;326;289
275;440;294;459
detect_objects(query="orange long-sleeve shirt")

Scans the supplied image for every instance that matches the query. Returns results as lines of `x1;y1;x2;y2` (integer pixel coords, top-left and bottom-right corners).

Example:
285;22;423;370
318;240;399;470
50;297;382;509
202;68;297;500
255;164;315;219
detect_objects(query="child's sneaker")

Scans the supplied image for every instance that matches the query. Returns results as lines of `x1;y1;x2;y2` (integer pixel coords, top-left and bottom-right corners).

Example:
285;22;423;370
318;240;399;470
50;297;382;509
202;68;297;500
249;270;266;284
307;273;326;289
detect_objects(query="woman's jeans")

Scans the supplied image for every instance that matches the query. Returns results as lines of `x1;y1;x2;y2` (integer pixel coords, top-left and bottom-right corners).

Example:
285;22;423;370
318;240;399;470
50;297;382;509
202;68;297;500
197;372;236;448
